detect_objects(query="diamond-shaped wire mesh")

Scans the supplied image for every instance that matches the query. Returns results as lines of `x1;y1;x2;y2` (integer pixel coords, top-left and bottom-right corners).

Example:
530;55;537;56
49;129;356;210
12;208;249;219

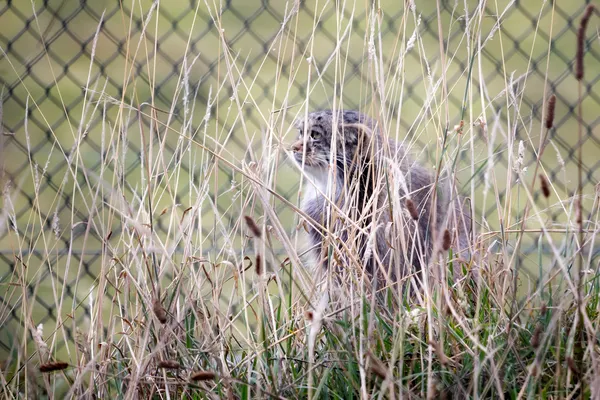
0;0;598;359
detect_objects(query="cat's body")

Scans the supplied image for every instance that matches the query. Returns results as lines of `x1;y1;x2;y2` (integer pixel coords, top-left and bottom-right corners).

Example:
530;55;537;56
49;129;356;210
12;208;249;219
291;110;471;285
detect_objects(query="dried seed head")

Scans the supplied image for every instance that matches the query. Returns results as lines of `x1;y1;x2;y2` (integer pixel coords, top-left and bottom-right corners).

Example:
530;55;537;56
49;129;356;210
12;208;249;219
566;356;579;375
153;298;168;324
369;363;387;380
428;340;450;366
157;360;180;369
442;229;451;251
540;302;547;316
405;198;419;220
51;212;60;239
513;140;526;173
31;324;48;359
39;361;68;373
531;363;539;377
576;199;583;225
304;310;314;321
367;353;388;379
453;120;464;134
255;253;262;276
302;220;310;233
545;94;556;130
582;4;595;24
531;323;543;349
244;215;262;238
576;5;595;81
190;370;216;381
539;174;550;198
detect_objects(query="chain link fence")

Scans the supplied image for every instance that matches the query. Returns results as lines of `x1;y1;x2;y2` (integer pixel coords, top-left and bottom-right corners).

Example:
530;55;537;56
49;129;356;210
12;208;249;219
0;0;598;358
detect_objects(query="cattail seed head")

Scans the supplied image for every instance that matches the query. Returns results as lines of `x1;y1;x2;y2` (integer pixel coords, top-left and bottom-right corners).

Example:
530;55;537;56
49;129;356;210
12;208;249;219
545;94;556;129
369;363;387;380
566;356;579;375
428;340;450;365
157;360;180;369
531;364;539;377
576;5;595;81
405;198;419;220
255;253;262;276
190;370;216;381
39;361;68;373
576;199;583;225
531;323;543;349
367;353;388;379
153;298;168;324
244;215;262;238
442;229;451;251
539;174;550;198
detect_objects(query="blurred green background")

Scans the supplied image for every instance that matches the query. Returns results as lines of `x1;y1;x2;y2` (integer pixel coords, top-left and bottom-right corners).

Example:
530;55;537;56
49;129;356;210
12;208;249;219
0;0;598;361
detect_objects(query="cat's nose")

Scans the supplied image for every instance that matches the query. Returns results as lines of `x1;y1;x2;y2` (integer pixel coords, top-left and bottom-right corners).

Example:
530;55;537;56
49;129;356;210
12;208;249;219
291;140;303;152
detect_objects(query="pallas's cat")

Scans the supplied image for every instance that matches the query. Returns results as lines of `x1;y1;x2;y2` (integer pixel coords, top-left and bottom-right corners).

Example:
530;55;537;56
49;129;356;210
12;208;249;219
290;110;471;286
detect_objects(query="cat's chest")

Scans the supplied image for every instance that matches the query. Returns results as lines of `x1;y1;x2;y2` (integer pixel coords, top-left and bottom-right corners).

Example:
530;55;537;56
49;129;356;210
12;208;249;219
301;183;326;219
299;170;332;212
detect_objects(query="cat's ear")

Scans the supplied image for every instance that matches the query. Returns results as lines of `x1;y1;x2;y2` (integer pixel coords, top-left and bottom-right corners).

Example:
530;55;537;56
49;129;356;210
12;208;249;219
294;117;304;134
344;122;376;156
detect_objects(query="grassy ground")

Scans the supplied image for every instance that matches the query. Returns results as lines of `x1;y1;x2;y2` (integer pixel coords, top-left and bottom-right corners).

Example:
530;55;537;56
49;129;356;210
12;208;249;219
1;0;599;398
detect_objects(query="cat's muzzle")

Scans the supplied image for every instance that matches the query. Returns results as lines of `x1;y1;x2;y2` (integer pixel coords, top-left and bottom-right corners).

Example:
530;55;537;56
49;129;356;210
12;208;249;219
291;140;311;164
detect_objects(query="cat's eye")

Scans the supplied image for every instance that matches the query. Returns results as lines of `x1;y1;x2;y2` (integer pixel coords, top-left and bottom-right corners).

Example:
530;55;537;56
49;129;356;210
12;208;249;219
310;130;320;140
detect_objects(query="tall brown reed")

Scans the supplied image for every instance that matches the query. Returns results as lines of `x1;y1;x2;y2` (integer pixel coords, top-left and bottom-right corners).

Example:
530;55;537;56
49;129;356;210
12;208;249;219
574;4;595;396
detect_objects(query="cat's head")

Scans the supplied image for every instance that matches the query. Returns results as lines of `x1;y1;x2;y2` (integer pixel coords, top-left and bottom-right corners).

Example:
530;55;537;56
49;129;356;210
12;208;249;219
290;110;376;179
